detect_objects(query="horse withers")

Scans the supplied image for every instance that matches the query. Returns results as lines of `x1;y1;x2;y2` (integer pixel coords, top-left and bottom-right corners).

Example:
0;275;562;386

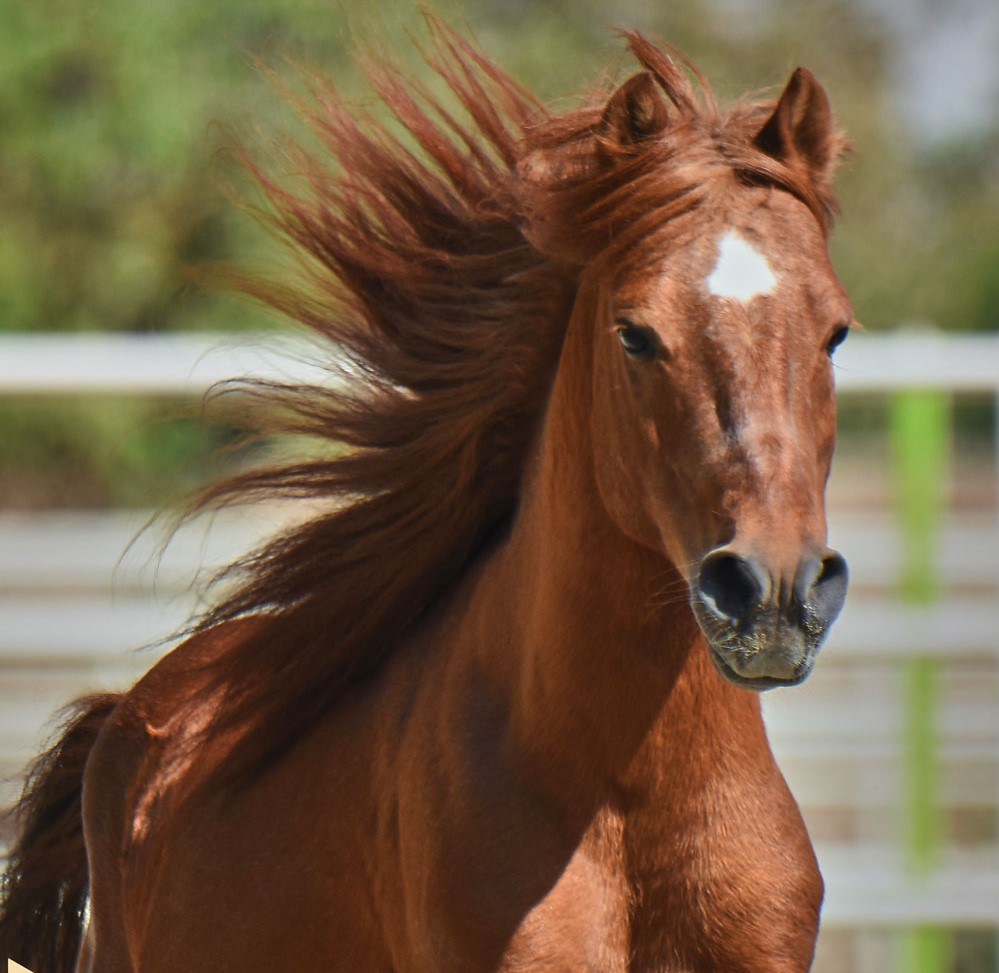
1;24;852;973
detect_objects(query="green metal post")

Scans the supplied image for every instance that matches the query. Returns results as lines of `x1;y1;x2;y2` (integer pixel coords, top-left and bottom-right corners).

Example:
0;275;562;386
890;389;950;973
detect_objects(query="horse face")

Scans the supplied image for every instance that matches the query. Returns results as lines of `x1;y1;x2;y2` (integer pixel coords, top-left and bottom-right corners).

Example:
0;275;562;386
591;186;851;689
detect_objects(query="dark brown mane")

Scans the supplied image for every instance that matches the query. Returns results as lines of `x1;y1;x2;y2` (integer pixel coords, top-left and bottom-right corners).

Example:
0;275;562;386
186;21;843;781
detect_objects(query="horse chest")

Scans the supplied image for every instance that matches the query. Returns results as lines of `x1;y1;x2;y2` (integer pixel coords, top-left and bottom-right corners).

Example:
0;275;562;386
497;831;632;973
493;799;822;973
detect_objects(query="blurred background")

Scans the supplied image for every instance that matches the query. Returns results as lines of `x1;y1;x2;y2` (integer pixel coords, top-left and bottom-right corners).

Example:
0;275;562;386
0;1;996;971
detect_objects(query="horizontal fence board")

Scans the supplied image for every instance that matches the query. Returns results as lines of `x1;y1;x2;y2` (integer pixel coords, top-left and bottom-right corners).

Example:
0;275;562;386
777;759;998;808
831;331;999;394
2;510;996;659
825;597;999;658
830;517;999;587
817;846;999;925
4;591;995;661
2;331;998;396
2;511;997;591
0;333;339;396
0;593;188;660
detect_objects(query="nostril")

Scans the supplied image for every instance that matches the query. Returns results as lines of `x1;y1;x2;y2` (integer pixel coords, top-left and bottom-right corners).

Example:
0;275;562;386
818;553;848;586
807;552;849;626
698;552;765;625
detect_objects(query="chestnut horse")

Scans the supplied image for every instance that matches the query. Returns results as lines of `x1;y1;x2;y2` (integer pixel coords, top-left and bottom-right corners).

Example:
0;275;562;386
1;25;853;973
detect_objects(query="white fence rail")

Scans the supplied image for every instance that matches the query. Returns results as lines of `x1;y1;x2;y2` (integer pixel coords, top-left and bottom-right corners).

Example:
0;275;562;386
0;332;337;396
1;331;998;941
1;329;999;396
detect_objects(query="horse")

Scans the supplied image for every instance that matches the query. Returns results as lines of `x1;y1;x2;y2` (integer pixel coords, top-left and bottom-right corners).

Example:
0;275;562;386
1;22;854;973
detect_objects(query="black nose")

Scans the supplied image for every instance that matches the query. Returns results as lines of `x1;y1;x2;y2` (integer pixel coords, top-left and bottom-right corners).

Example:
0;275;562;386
696;549;848;631
696;551;768;627
794;552;849;629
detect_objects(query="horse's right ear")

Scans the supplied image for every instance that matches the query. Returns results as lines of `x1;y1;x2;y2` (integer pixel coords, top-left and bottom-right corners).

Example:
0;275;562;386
515;72;670;263
600;72;670;146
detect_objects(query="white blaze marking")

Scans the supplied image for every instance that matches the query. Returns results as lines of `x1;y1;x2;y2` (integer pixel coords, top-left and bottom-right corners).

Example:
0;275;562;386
706;231;778;303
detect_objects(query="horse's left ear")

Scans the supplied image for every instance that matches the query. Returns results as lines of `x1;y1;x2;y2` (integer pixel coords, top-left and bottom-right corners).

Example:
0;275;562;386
755;68;837;180
601;72;670;147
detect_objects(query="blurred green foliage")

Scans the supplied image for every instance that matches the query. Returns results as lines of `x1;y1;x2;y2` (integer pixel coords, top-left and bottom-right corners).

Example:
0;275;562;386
0;397;241;507
1;0;996;505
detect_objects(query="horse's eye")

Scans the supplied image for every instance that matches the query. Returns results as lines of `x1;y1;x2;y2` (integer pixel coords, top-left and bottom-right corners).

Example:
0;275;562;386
616;324;659;361
826;326;849;356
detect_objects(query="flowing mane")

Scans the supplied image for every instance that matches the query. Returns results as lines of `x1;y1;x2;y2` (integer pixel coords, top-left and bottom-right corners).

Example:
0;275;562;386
188;22;843;781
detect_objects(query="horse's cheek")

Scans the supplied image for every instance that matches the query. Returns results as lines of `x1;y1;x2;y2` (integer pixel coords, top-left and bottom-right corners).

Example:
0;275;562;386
591;409;663;551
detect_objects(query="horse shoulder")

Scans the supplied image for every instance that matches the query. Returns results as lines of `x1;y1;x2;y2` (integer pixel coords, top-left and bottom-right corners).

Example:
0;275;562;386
81;617;402;970
81;619;260;856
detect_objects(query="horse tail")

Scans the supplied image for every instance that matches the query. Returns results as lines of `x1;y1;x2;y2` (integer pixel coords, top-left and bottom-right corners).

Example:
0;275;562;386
0;692;122;973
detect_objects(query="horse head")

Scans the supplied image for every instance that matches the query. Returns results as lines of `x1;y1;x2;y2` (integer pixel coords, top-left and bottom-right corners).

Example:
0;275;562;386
522;57;852;689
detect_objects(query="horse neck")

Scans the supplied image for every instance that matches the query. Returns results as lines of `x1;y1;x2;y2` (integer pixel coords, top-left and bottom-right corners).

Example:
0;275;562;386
468;288;768;814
